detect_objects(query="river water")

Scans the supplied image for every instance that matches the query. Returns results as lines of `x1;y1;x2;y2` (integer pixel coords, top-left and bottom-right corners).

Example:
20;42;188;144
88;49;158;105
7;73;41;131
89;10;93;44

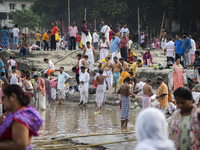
32;102;138;149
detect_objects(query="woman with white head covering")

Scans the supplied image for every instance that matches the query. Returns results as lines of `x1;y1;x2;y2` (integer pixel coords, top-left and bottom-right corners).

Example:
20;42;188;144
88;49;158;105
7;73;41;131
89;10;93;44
134;108;175;150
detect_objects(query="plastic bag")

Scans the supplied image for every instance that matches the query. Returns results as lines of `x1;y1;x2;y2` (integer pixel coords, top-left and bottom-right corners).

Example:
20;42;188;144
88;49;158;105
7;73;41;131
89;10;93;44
138;81;146;90
55;32;59;41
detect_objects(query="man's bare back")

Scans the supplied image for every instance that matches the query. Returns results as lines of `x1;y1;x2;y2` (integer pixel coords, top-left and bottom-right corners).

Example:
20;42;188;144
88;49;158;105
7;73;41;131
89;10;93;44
96;74;107;85
118;83;130;96
104;61;112;71
143;84;154;96
122;61;128;71
113;62;122;72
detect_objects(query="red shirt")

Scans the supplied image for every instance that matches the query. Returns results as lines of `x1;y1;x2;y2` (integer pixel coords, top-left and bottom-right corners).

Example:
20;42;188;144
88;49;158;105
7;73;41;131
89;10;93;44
109;30;113;42
76;35;81;42
51;26;59;35
120;37;129;49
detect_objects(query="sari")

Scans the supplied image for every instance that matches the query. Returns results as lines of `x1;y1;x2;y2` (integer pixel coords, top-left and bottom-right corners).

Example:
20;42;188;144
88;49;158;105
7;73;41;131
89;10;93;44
172;64;183;91
127;52;134;64
120;71;130;84
143;52;153;65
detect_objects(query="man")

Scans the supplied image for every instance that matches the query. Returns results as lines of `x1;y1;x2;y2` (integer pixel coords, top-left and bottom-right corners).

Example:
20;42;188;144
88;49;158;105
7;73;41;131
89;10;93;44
119;32;129;62
156;76;168;113
30;68;37;79
0;72;7;84
83;41;97;77
117;77;135;129
160;29;167;51
164;37;175;67
101;21;111;41
56;67;71;105
112;57;122;93
182;32;191;67
44;73;51;106
120;24;129;38
7;56;17;76
99;19;104;35
129;71;138;90
119;58;128;71
140;32;145;49
142;79;154;109
19;40;29;58
132;31;138;50
34;75;46;111
173;34;183;61
8;66;20;85
93;30;99;50
79;66;90;106
95;69;108;111
74;54;82;85
35;31;42;47
81;20;89;49
110;33;120;63
189;35;196;66
79;55;88;75
43;58;55;77
12;24;20;50
99;36;109;62
104;56;113;93
130;59;141;77
69;21;78;50
42;30;51;51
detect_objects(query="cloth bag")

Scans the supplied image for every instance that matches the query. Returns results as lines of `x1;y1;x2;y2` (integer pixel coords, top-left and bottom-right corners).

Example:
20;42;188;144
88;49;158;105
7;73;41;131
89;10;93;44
55;32;59;41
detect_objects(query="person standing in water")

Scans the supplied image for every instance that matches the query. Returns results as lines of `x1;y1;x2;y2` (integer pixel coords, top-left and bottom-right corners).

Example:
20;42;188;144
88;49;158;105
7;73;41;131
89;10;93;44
142;79;154;109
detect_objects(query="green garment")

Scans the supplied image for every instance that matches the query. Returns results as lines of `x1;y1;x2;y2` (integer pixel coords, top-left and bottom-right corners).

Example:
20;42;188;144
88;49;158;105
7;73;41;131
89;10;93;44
193;84;200;90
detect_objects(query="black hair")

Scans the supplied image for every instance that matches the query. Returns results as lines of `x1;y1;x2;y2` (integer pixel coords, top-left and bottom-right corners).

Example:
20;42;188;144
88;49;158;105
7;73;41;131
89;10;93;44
114;56;118;60
157;76;162;81
128;49;131;52
99;69;103;74
77;54;82;57
137;59;142;63
60;67;64;70
195;51;199;55
129;72;133;75
81;66;85;70
124;77;131;83
191;81;196;84
147;79;152;83
123;32;126;34
174;87;193;101
111;32;115;36
198;113;200;122
10;56;13;59
47;31;51;34
15;24;18;27
84;55;88;59
44;58;48;61
4;26;7;30
26;74;30;79
37;31;40;33
1;72;5;76
21;69;25;73
106;56;110;60
86;41;90;44
2;85;30;106
34;75;39;78
183;32;188;36
31;68;36;71
11;66;16;70
83;20;87;24
119;58;124;61
44;73;48;78
104;21;107;25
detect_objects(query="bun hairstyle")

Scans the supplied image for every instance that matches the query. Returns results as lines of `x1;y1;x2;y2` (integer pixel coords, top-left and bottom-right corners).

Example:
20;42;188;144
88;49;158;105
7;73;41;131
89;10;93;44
2;85;30;106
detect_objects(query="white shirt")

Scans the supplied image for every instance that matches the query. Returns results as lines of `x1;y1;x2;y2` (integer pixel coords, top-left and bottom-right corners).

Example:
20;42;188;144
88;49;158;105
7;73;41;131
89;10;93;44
93;32;99;43
141;35;145;43
120;27;129;37
101;25;111;41
12;28;19;37
7;59;16;69
165;41;174;57
79;71;90;91
47;60;55;70
190;39;196;55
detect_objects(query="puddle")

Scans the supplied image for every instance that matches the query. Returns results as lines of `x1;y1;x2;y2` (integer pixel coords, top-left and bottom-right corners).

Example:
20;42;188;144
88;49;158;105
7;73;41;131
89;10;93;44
32;102;138;149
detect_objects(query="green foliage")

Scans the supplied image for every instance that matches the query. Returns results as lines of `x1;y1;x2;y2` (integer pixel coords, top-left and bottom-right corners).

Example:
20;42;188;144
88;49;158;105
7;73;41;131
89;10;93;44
8;8;40;31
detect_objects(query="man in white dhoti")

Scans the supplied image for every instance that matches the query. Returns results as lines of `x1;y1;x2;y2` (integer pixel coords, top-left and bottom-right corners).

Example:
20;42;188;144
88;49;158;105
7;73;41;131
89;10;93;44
34;75;46;111
110;33;120;63
160;29;167;50
79;66;90;106
95;69;109;111
104;56;113;93
81;20;89;49
101;21;111;42
99;36;109;62
7;56;17;76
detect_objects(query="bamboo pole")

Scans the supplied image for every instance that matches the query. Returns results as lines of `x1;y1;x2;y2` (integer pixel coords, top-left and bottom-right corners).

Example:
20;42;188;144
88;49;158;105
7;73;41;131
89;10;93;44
137;7;140;50
94;19;96;30
159;12;165;43
84;8;86;20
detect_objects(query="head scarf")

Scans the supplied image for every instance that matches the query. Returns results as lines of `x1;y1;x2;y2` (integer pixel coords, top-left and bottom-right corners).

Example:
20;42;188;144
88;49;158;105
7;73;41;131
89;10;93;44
134;108;176;150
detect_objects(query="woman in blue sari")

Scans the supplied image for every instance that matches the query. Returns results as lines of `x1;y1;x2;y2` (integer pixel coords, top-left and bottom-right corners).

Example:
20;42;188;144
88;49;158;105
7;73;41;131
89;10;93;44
1;26;9;51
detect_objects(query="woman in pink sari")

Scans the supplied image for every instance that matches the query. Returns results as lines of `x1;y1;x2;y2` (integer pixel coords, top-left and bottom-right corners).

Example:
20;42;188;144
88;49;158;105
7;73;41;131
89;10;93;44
172;59;184;91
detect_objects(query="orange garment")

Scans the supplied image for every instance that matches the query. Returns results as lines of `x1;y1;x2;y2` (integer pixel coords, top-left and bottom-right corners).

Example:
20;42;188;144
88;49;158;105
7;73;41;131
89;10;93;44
168;93;177;107
51;26;59;35
172;64;183;91
47;70;54;77
158;82;169;109
120;71;130;84
42;33;49;41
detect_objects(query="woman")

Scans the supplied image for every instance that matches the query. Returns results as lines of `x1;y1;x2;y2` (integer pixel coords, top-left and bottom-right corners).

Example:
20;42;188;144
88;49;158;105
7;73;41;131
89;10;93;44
0;84;43;149
0;58;5;74
169;87;200;150
143;48;153;66
172;59;184;91
127;49;134;64
24;74;35;106
1;26;9;51
135;108;175;150
51;22;59;51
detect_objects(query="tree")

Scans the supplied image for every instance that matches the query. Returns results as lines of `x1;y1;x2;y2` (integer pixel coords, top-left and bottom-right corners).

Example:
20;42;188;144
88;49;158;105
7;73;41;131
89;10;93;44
8;8;40;32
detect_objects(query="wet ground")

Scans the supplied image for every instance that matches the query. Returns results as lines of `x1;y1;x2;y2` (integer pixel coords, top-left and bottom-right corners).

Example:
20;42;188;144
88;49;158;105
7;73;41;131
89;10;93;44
31;102;138;150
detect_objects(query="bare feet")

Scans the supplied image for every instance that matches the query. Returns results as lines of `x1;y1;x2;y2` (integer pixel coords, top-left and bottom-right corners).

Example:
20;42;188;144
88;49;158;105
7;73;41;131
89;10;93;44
79;101;83;105
58;101;61;105
52;99;57;102
62;102;64;105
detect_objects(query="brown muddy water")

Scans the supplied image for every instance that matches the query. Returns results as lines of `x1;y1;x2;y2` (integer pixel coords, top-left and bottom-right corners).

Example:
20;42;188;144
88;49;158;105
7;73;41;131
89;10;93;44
31;102;138;149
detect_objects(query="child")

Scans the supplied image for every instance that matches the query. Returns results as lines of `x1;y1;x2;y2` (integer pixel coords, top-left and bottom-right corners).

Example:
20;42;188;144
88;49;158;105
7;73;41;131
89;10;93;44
61;40;65;50
127;49;134;64
129;71;138;90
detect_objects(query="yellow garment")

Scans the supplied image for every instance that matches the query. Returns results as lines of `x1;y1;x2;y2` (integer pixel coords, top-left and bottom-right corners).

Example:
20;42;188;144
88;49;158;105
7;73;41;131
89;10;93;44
42;33;49;41
130;62;138;77
158;82;169;109
120;71;130;84
55;32;59;41
35;33;41;41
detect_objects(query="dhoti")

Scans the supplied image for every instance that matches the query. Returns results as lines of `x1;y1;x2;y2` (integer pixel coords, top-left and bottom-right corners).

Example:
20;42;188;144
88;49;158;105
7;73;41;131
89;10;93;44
36;91;46;110
80;90;88;104
104;69;113;91
161;38;166;50
100;49;108;62
81;32;92;46
142;95;151;109
120;96;130;120
87;59;94;72
95;84;104;108
51;87;56;100
111;51;118;63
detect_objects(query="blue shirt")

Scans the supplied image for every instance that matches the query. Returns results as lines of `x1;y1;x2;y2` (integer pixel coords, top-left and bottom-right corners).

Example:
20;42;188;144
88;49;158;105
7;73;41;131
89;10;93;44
57;72;70;90
0;61;5;73
182;37;191;52
174;39;183;54
110;37;120;53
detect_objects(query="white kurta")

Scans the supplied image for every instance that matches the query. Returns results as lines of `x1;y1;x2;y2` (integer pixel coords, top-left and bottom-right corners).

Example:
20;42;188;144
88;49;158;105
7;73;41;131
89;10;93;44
101;25;111;42
36;91;46;110
100;42;108;62
79;72;90;104
81;31;92;46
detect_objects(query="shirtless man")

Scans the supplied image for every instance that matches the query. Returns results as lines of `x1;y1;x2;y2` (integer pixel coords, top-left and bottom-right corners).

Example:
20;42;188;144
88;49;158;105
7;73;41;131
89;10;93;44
104;56;113;93
129;72;138;90
117;77;135;130
142;79;154;109
112;56;122;93
160;29;167;51
79;55;89;75
95;69;109;111
119;57;129;71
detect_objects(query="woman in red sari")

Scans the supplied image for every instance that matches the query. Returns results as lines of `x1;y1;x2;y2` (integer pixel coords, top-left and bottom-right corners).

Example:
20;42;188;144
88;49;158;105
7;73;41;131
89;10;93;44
127;49;134;64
